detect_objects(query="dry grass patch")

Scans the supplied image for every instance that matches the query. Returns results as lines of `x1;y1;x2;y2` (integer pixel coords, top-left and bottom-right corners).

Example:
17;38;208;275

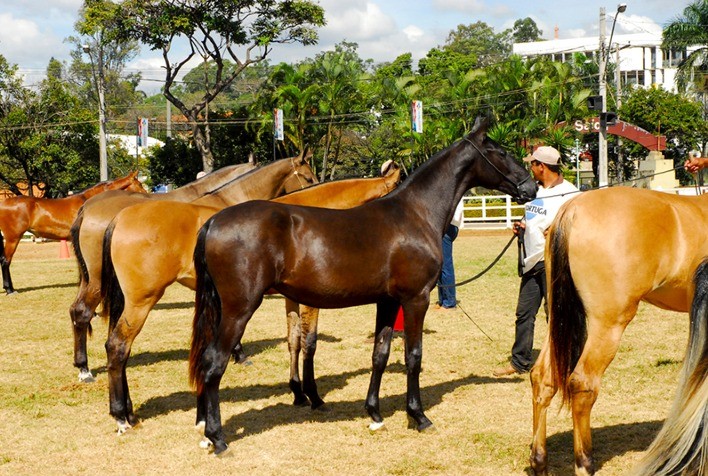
0;234;687;475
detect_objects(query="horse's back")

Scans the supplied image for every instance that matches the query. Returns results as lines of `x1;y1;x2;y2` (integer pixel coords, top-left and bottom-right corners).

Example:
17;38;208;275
205;199;440;308
559;188;708;313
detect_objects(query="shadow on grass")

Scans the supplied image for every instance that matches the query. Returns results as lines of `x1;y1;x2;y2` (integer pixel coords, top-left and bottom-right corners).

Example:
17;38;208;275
523;420;663;475
13;281;78;293
91;334;342;377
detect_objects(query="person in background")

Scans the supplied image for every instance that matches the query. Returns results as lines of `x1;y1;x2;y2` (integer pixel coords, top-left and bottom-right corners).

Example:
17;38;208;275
435;198;465;310
493;146;578;377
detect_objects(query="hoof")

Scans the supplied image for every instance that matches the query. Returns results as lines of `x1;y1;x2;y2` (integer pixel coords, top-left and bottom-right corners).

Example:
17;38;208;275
116;420;132;435
213;441;230;456
78;370;95;383
407;416;434;432
195;421;206;434
312;403;329;413
368;421;386;433
199;437;213;450
5;290;17;296
293;396;310;407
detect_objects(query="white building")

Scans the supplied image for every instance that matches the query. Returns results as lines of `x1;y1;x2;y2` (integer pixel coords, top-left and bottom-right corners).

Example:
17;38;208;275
513;33;689;92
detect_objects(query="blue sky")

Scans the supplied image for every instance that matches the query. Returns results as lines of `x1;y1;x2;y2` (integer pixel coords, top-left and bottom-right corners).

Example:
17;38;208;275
0;0;692;93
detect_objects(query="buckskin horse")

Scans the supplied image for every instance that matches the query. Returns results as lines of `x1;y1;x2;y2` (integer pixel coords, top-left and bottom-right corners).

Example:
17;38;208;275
0;171;145;294
69;162;256;382
72;155;310;385
529;187;708;475
100;162;402;433
188;116;537;454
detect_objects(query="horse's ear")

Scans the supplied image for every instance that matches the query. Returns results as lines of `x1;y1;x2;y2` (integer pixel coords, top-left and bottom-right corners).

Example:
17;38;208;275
300;147;313;164
380;159;397;176
470;116;489;138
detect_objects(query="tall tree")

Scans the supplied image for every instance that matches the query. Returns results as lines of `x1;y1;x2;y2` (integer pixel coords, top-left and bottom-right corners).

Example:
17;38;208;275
443;21;511;68
116;0;326;172
662;0;708;93
512;17;543;43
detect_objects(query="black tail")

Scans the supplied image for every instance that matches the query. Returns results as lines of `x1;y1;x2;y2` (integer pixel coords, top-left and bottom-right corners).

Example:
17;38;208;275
188;220;222;394
547;206;587;406
100;220;124;332
631;259;708;475
70;205;89;284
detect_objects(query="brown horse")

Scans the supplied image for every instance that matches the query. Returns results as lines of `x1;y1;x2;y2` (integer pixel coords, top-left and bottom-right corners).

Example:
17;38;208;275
529;187;708;476
69;162;257;382
188;117;537;454
0;171;145;294
631;258;708;476
100;162;402;433
72;157;307;384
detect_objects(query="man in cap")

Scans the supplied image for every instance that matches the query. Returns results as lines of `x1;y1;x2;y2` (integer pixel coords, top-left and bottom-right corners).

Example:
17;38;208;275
493;146;579;377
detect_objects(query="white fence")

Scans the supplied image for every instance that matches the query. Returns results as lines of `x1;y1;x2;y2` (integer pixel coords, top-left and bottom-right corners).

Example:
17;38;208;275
461;186;708;230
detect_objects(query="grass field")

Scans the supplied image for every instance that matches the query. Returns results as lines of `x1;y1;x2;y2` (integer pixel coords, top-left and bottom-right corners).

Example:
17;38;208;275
0;233;687;475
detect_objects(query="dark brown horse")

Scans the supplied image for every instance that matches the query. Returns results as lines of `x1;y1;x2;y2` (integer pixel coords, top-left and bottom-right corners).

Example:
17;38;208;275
69;162;256;382
0;171;145;294
100;162;402;433
188;117;537;454
529;187;708;475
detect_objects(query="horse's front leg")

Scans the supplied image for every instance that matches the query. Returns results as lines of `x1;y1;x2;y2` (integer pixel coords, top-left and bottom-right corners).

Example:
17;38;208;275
364;299;398;430
402;296;433;431
285;298;308;406
300;305;324;409
529;338;557;476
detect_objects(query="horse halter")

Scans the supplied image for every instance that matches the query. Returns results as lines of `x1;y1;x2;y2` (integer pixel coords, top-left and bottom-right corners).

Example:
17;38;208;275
463;137;533;192
289;157;309;190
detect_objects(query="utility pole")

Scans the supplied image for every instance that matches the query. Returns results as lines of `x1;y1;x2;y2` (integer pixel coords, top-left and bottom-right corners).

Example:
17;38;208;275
616;46;623;184
598;7;608;188
83;44;108;181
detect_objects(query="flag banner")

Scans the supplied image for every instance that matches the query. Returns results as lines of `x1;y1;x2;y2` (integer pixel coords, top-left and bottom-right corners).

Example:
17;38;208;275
274;108;284;141
411;100;423;133
137;117;149;146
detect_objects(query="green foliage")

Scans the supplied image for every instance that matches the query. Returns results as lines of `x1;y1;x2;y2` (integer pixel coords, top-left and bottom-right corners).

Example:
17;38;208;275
662;0;708;93
512;17;543;43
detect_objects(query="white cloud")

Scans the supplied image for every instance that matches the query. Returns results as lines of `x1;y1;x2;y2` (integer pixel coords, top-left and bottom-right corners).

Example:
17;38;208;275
0;13;68;70
432;0;487;13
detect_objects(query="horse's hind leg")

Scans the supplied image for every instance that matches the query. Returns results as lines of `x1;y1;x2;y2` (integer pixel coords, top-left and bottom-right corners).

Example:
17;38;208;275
300;305;324;409
364;299;398;430
569;323;629;475
285;298;308;406
70;282;102;382
1;237;20;294
529;336;557;476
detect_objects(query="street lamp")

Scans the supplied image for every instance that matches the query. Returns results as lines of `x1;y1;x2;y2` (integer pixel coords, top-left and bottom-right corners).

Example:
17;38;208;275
82;44;108;181
598;3;627;187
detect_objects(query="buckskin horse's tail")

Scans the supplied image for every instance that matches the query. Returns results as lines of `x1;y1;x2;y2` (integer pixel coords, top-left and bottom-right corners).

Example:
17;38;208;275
188;221;221;395
100;220;124;332
631;259;708;476
70;205;93;335
547;206;587;406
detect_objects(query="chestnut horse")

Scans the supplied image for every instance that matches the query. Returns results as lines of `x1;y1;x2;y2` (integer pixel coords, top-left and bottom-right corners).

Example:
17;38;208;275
100;162;402;433
631;258;708;476
0;171;145;294
69;162;256;382
529;187;708;476
72;156;308;384
188;117;537;454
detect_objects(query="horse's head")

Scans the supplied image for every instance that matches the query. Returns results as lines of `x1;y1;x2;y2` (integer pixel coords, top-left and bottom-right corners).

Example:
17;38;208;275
122;171;148;194
465;117;537;204
282;149;318;194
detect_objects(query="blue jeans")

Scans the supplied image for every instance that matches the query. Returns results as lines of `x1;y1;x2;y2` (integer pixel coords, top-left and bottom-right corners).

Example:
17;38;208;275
437;224;459;308
510;261;547;372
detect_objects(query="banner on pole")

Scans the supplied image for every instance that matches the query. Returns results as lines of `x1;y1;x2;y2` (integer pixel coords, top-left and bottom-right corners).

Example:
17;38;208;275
137;117;149;147
274;108;284;141
411;100;423;133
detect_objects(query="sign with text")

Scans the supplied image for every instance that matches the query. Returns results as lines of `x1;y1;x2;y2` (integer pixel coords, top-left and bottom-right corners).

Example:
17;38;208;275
411;100;423;133
274;108;284;141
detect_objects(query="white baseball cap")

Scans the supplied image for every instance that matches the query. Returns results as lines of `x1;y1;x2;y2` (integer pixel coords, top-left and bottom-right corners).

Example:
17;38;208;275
523;146;561;165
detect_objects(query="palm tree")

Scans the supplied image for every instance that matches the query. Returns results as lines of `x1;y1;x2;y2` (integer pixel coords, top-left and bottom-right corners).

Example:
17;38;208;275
662;0;708;93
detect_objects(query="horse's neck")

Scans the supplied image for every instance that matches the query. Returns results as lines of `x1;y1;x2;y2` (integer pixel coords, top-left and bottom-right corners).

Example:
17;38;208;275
394;148;472;233
78;183;113;200
167;164;255;201
194;163;293;207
